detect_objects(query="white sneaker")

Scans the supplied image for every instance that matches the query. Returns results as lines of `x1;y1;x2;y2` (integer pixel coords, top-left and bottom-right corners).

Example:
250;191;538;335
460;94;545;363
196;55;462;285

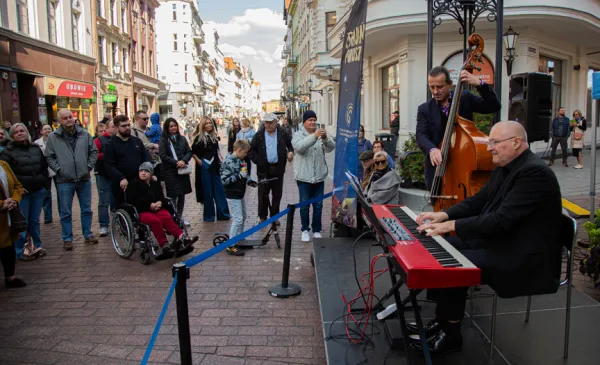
574;164;583;169
183;220;190;226
301;230;311;242
313;232;322;239
99;227;108;237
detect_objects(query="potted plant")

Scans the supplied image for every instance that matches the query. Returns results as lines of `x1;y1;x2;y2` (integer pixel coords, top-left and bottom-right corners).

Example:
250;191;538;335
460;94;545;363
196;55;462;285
398;133;426;190
579;211;600;288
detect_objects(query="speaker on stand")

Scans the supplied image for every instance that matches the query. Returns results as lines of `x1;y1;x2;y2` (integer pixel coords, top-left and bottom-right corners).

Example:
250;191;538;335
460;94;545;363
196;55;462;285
508;72;553;143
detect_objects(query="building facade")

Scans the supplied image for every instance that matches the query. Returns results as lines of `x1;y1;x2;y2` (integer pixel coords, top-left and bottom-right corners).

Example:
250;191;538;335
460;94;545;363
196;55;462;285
0;0;96;132
155;0;205;122
284;0;600;154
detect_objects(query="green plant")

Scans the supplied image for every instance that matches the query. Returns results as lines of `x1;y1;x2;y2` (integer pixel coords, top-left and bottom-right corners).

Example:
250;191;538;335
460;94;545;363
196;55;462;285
473;112;494;135
398;133;426;190
580;209;600;288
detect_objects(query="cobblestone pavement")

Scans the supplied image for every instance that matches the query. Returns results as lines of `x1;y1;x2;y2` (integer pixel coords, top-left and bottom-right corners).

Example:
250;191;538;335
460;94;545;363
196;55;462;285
1;132;600;364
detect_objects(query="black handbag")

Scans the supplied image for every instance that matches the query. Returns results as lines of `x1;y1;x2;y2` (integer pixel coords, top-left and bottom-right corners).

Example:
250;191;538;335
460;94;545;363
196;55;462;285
0;185;27;235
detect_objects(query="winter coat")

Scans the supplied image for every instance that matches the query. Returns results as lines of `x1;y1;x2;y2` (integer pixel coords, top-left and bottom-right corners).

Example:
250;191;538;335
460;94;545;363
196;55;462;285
291;124;335;184
552;116;570;137
236;127;256;144
0;140;49;193
45;125;98;183
126;178;167;213
146;124;162;144
159;134;193;198
366;170;402;205
249;126;294;178
220;154;247;200
104;135;149;182
0;160;23;248
192;134;221;173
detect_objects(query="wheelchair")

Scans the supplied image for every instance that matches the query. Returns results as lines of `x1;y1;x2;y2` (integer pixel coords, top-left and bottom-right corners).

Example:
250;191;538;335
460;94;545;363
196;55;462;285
110;197;194;265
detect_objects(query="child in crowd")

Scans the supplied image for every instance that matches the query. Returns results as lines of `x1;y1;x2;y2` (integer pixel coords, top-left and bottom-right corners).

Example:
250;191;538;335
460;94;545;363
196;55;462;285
220;140;256;256
146;112;162;144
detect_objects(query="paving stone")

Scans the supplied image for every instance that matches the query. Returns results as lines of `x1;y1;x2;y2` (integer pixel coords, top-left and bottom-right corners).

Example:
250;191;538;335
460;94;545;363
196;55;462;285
88;344;135;359
51;340;97;355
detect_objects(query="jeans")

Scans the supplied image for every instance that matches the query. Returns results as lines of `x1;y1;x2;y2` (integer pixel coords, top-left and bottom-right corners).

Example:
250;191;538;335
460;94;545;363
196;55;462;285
96;175;115;228
42;178;57;222
15;188;46;258
139;209;183;246
297;180;325;233
550;136;568;163
57;180;94;242
227;198;246;238
201;167;231;222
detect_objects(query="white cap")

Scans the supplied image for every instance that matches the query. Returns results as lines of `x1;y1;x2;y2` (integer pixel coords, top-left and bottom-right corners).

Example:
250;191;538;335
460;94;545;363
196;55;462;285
261;112;278;123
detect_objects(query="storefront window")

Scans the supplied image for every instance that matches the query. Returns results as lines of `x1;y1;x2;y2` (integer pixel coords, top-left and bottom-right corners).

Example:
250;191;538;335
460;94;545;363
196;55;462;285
381;63;399;129
539;56;563;115
588;68;599;126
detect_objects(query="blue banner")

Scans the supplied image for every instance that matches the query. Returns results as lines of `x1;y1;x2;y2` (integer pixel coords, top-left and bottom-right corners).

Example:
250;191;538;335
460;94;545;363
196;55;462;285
331;0;368;228
593;72;600;100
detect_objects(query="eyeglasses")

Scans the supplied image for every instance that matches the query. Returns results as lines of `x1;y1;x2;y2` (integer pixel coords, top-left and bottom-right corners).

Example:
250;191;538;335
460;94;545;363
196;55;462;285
141;117;149;120
486;136;517;147
374;160;387;166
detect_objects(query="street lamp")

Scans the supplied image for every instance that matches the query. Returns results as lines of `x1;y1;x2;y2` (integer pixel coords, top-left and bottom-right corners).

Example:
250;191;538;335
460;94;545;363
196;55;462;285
307;78;323;96
503;26;519;76
326;64;339;83
113;62;121;76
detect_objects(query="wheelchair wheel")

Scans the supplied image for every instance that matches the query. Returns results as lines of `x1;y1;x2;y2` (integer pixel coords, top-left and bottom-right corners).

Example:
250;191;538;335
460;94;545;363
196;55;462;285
213;233;229;247
111;209;135;259
140;248;151;265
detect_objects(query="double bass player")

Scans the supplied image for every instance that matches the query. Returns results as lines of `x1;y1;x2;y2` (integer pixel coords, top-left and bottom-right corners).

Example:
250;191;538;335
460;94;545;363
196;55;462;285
416;66;501;189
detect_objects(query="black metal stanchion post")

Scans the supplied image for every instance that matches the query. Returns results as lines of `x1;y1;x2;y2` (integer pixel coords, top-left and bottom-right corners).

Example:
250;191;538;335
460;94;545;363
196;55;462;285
172;263;192;365
269;204;302;298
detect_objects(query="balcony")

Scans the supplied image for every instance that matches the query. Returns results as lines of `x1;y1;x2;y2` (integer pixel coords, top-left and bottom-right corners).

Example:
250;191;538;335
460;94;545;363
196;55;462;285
192;25;205;44
287;55;298;68
281;45;291;59
193;55;203;69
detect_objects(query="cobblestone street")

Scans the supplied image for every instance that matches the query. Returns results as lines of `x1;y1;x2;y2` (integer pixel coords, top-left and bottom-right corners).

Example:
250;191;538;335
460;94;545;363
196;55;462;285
1;133;600;364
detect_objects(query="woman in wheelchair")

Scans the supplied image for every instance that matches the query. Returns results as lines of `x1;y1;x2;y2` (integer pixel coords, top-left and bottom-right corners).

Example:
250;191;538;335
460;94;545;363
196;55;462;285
127;163;198;255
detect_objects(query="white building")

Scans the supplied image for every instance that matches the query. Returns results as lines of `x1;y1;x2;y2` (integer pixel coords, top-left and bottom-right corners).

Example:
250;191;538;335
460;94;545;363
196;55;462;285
155;0;205;121
290;0;600;155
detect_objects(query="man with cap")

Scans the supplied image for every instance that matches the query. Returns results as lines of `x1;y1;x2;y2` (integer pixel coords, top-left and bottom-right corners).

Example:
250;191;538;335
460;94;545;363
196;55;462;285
292;110;335;242
249;112;294;225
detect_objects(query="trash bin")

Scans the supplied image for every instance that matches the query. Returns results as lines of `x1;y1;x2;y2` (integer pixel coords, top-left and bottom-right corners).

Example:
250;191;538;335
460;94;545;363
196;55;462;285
375;133;397;158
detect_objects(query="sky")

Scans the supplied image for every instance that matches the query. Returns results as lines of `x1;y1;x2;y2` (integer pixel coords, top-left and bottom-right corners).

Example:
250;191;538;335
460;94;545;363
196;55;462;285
198;0;286;101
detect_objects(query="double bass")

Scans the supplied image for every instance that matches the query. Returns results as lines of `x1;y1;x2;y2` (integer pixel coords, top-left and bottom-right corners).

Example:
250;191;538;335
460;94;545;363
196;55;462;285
430;34;495;212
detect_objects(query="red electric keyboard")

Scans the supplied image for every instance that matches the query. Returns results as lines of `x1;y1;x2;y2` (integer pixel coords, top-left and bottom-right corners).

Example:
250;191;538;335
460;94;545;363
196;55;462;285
370;204;481;289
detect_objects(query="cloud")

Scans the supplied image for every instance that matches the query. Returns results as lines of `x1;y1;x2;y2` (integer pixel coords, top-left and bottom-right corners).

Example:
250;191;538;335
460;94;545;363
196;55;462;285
205;8;286;101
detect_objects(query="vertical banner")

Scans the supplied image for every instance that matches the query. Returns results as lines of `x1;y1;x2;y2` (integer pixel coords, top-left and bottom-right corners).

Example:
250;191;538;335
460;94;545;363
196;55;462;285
331;0;368;228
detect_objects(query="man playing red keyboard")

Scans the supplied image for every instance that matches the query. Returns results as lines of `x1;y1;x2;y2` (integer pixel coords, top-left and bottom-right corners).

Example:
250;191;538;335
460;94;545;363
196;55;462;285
412;121;563;355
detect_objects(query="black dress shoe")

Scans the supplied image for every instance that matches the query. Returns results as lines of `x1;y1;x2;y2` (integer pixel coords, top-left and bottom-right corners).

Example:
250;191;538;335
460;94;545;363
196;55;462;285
411;329;463;356
406;319;442;338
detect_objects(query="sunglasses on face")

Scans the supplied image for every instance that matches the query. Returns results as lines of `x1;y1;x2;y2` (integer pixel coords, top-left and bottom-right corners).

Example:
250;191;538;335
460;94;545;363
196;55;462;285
141;117;149;121
374;160;387;166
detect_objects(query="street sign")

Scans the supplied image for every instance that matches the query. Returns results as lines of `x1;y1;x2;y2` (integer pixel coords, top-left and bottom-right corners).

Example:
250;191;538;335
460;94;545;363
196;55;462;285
593;72;600;100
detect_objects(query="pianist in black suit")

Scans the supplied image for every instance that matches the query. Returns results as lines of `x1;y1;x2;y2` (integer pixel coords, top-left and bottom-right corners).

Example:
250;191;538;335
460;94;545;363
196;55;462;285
416;66;501;189
413;121;563;355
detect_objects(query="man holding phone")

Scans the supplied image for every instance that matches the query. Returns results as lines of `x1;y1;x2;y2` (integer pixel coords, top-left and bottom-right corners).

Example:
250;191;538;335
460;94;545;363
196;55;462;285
292;110;335;242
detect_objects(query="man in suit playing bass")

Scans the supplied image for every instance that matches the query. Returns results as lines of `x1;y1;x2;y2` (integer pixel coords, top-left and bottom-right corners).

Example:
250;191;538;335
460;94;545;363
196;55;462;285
416;66;501;189
410;121;563;355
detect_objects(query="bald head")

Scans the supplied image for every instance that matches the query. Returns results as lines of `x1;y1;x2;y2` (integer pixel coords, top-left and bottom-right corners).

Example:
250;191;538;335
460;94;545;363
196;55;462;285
487;121;529;167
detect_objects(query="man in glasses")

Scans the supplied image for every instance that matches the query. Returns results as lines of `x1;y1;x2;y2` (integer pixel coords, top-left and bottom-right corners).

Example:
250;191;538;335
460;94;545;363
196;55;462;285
104;115;150;207
412;121;562;355
132;110;161;180
416;66;501;189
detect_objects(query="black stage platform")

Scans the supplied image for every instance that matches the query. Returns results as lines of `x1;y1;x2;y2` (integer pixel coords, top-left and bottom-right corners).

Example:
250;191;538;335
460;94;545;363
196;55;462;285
313;237;600;365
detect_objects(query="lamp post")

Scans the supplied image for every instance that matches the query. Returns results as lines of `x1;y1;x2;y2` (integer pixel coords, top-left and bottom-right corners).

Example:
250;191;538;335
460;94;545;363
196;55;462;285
307;78;324;96
113;62;121;77
326;64;340;83
503;26;518;76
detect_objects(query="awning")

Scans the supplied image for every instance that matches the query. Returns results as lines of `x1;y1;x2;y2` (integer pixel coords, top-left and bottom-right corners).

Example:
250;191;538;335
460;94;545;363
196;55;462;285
45;77;94;99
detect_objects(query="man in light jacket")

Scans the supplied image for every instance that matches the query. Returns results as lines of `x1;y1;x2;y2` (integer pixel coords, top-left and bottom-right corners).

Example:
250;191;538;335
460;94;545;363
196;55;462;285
45;108;99;251
292;110;335;242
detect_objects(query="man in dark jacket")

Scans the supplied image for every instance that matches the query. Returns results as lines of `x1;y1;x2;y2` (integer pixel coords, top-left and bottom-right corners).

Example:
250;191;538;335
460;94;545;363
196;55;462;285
412;121;562;355
416;66;501;189
46;108;99;250
103;115;150;207
94;120;116;237
389;110;399;156
249;113;294;224
548;107;571;167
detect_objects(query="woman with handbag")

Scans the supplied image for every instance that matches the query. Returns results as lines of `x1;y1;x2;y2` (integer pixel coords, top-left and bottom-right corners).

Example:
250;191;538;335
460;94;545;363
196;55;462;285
0;160;27;288
570;109;587;169
192;116;230;222
158;118;193;225
0;123;48;260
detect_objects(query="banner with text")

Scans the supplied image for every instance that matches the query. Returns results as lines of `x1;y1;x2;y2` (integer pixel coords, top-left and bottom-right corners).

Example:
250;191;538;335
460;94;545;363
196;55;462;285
331;0;368;228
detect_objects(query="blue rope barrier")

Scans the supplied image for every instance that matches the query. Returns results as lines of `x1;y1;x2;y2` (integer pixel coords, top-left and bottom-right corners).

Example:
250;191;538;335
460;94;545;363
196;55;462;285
141;273;177;365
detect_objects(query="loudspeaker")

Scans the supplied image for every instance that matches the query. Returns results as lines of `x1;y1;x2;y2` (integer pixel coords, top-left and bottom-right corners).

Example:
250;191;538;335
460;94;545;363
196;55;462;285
508;72;553;143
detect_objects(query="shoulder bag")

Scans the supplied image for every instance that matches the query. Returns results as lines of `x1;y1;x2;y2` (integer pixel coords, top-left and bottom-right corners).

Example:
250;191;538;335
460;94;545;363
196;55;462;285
169;139;193;175
0;186;27;235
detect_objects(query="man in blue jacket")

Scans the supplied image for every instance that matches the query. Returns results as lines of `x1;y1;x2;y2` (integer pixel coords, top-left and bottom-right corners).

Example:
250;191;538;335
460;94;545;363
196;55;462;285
548;107;571;167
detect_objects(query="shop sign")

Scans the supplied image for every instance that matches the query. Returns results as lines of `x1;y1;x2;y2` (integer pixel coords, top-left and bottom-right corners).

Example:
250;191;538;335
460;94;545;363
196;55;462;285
103;93;118;102
45;77;94;99
107;84;117;92
38;97;46;105
38;107;47;123
11;92;18;101
442;51;495;86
